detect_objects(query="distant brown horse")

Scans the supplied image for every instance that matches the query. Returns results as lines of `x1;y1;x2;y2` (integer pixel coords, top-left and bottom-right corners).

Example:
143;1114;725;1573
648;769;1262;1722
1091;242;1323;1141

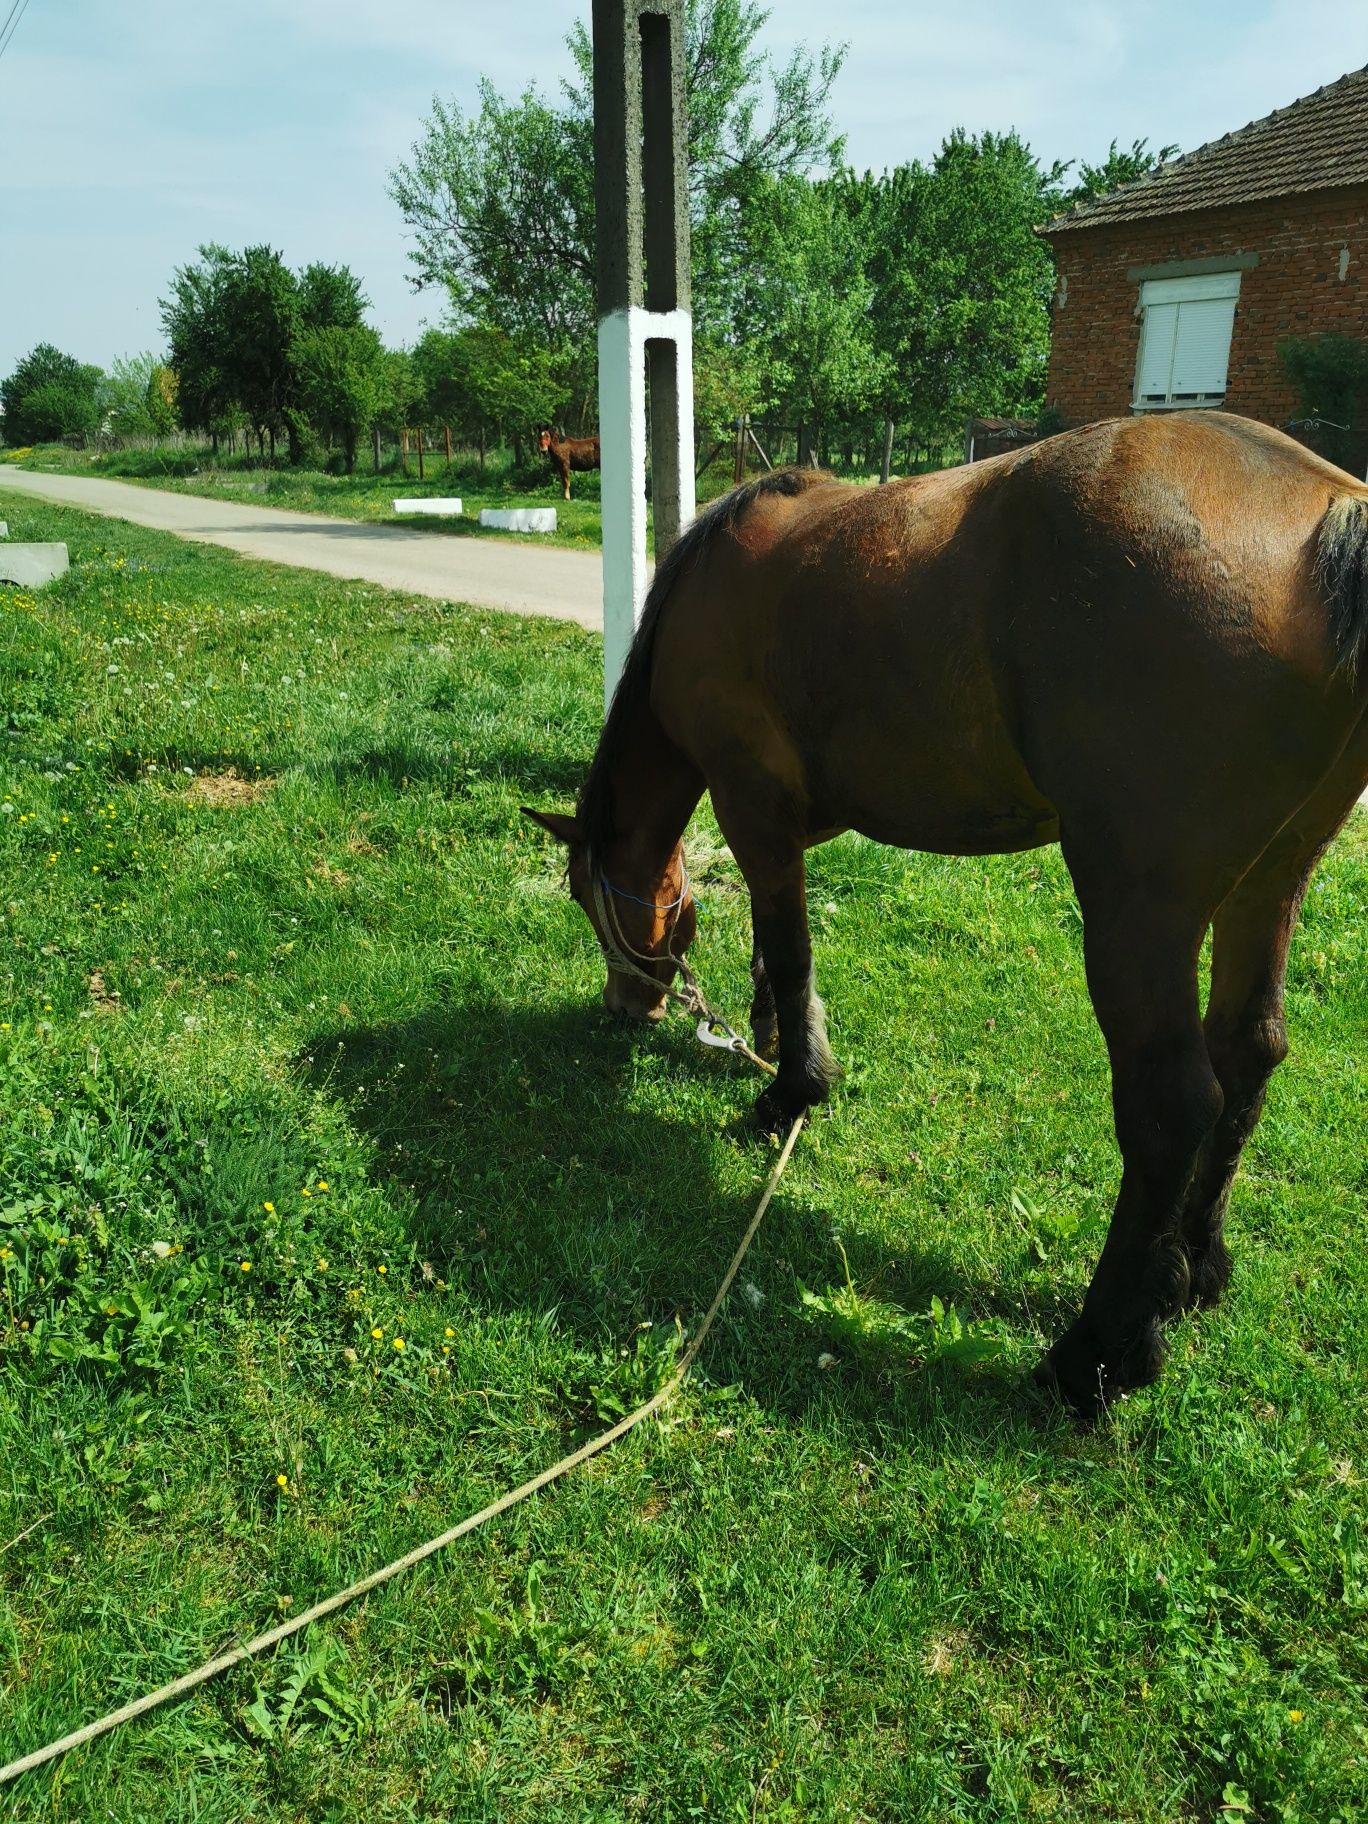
537;424;601;501
526;412;1368;1418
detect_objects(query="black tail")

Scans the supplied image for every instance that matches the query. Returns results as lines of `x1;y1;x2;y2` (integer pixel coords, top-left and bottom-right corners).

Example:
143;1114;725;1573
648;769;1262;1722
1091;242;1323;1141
575;468;829;855
1316;494;1368;686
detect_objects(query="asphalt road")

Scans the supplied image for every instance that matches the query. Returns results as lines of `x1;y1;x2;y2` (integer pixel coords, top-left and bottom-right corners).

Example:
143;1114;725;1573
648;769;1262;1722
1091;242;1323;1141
0;467;605;629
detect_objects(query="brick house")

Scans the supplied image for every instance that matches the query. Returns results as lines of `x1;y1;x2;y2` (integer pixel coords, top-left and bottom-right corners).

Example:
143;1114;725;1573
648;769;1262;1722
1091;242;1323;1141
1040;67;1368;470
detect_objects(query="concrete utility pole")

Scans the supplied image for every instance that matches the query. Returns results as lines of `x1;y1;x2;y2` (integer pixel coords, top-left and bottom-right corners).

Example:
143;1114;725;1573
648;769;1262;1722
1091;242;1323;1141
592;0;695;710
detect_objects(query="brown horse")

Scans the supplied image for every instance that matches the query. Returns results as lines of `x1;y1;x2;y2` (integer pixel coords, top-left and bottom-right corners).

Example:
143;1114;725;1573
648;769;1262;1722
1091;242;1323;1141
537;424;601;501
525;412;1368;1418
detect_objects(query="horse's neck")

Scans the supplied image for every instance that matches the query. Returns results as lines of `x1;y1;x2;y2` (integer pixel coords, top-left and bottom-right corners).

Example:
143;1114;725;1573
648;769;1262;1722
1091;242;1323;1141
599;700;701;885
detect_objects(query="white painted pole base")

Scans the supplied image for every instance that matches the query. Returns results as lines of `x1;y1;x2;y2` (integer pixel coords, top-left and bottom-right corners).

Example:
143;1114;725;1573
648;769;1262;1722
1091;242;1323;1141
597;305;695;710
478;507;557;533
0;543;68;587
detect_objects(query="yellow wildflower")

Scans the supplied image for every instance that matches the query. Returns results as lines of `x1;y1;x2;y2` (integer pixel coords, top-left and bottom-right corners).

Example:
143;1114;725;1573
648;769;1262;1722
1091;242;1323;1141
263;1201;275;1213
371;1326;383;1340
240;1260;252;1272
276;1473;289;1489
392;1337;405;1351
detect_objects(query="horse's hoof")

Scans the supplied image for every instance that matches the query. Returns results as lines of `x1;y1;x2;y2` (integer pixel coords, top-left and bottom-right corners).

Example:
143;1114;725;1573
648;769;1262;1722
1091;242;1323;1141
754;1082;804;1138
1038;1314;1167;1422
1183;1239;1232;1311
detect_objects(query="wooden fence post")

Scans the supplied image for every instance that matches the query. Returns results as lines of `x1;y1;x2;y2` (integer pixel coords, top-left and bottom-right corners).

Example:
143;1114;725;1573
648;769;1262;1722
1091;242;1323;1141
416;428;425;480
444;425;452;467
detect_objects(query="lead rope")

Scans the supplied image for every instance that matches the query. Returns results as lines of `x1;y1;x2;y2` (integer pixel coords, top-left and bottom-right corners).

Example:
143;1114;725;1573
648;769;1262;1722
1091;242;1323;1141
0;1040;802;1786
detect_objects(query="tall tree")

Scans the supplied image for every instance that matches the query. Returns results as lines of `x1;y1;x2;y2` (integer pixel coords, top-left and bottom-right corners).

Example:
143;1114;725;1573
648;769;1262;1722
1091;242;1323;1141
857;131;1065;454
2;343;103;445
388;1;846;422
161;244;239;445
294;324;385;473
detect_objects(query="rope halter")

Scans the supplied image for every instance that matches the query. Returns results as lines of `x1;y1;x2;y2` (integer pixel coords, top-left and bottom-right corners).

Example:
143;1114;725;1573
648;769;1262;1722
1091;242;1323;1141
588;869;776;1076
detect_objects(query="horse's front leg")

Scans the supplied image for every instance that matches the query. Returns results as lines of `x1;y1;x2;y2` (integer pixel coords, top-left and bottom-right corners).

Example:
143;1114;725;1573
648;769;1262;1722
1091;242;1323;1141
744;856;840;1134
749;935;778;1062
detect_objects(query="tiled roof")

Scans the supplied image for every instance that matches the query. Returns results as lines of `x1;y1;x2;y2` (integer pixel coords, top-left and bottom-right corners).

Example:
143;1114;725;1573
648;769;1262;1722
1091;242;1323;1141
1043;65;1368;234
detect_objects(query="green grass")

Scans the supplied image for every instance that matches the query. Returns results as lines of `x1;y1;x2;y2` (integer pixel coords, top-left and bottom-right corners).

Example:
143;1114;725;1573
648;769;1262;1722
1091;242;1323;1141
1;499;1366;1821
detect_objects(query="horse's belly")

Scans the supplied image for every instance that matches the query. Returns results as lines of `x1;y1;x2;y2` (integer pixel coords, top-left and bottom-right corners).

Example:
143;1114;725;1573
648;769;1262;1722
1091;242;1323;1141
846;805;1060;857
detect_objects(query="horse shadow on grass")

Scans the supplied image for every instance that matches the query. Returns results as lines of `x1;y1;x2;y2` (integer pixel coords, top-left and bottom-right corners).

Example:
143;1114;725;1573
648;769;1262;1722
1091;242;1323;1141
301;995;1065;1441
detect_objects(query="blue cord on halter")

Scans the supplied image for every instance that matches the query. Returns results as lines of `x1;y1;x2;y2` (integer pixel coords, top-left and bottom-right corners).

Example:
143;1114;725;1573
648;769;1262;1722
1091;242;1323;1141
599;866;692;913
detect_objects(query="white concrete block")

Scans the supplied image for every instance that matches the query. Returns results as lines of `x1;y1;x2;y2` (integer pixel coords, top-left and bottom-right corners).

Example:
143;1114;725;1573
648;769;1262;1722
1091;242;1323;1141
0;542;68;587
0;521;8;538
393;497;463;516
479;507;558;534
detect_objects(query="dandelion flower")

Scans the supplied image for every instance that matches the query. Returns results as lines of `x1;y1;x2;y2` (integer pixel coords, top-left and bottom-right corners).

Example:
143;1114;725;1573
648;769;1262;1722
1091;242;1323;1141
392;1337;406;1351
317;1180;329;1191
1289;1710;1304;1723
444;1327;455;1338
316;1257;328;1271
263;1201;275;1213
371;1326;383;1340
240;1260;252;1272
276;1473;289;1488
301;1187;311;1198
377;1264;387;1275
441;1344;451;1355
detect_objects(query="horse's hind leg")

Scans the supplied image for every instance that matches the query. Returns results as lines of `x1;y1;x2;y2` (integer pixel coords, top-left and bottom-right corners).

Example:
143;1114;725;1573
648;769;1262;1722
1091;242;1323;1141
1041;866;1223;1416
1182;739;1368;1308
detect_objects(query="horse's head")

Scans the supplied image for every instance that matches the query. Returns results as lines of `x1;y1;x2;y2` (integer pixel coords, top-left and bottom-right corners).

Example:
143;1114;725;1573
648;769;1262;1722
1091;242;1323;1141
535;425;554;452
522;808;697;1022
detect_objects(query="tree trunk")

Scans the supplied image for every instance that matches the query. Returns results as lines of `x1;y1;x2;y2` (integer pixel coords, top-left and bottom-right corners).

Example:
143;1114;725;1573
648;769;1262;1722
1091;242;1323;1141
416;428;425;480
880;415;895;484
268;425;276;465
372;424;381;473
401;428;409;475
444;424;452;468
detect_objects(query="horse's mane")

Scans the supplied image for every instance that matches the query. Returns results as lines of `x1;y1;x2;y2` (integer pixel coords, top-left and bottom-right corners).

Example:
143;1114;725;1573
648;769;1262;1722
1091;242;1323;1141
576;468;824;859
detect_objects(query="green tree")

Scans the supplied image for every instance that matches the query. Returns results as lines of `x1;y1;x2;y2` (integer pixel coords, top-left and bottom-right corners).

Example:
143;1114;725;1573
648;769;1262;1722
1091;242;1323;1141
747;174;886;456
162;247;374;461
161;245;238;444
856;131;1063;456
388;0;846;423
294;324;385;473
411;324;567;466
1058;137;1179;210
97;352;171;441
298;263;370;331
1;343;103;445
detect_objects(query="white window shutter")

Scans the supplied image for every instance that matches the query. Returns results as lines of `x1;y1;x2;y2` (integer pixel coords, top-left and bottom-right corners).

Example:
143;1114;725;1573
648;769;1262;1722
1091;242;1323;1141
1134;272;1241;407
1170;297;1237;398
1136;302;1179;402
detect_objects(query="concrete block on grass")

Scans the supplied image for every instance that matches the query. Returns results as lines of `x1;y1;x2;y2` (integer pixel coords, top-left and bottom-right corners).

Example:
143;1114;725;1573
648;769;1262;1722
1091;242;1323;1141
393;497;463;516
479;507;558;534
0;521;8;538
0;543;68;587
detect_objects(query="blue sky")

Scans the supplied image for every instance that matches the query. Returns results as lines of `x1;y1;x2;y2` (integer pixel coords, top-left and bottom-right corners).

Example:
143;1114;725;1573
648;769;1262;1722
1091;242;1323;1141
1;0;1364;379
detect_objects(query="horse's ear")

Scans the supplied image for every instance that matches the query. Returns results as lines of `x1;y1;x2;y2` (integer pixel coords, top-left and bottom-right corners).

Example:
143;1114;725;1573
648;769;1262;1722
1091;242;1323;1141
521;806;582;846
